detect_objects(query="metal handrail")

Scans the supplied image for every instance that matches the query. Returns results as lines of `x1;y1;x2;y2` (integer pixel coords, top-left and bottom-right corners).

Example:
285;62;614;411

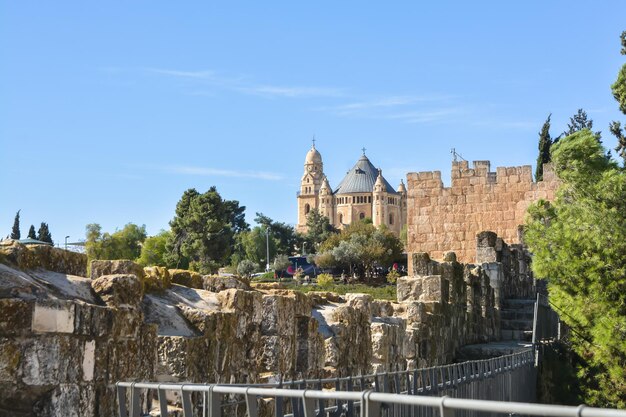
232;349;534;389
117;349;538;416
115;382;626;417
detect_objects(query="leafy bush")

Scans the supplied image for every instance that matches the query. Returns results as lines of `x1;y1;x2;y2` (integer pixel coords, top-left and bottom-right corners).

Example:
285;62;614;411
386;269;400;284
316;273;334;288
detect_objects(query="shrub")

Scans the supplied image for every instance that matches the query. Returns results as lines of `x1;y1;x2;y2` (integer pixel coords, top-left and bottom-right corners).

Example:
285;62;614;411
316;273;334;288
386;269;400;284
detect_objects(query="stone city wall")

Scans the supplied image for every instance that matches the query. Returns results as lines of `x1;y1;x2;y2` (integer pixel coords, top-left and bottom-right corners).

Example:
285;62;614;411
0;240;530;416
406;160;558;269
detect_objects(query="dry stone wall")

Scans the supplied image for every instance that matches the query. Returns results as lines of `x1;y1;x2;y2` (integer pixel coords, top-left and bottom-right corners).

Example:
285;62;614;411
406;160;558;268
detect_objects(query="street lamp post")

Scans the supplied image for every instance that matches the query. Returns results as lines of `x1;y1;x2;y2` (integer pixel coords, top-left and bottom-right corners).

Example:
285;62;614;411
265;227;271;272
65;236;70;251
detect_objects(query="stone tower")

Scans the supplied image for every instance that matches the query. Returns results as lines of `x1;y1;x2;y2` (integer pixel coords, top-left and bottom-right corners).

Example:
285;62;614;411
297;143;325;232
372;169;387;227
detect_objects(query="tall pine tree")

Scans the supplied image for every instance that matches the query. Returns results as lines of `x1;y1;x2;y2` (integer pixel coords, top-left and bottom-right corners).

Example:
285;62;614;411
10;210;21;240
535;114;552;181
27;225;36;239
37;222;53;244
610;31;626;165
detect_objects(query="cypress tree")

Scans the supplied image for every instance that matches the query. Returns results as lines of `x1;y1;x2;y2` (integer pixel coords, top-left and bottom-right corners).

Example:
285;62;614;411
10;210;21;240
27;225;36;239
535;114;552;181
37;222;53;244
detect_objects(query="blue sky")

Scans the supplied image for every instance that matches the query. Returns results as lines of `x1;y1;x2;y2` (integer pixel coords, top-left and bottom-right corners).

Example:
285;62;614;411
1;1;625;244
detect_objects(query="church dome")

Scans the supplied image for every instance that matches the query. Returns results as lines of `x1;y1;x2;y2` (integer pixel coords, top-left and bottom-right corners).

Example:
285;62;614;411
305;145;322;164
334;154;398;195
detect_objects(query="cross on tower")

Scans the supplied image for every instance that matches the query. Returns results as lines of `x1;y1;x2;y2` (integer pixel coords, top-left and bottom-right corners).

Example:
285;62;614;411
362;147;366;155
312;136;316;148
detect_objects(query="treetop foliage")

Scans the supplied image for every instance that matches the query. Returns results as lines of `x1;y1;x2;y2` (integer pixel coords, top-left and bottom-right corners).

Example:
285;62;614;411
316;221;403;280
37;222;53;244
303;209;337;253
27;225;36;239
85;223;146;261
164;187;247;274
10;210;20;240
610;31;626;164
536;114;553;181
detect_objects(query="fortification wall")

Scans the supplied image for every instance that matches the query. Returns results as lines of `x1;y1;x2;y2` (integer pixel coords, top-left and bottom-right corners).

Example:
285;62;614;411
406;160;558;268
0;240;530;416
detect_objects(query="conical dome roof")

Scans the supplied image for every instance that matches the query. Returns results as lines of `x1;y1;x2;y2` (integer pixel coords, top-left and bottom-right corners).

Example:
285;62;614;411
334;154;398;194
397;180;407;193
305;145;322;164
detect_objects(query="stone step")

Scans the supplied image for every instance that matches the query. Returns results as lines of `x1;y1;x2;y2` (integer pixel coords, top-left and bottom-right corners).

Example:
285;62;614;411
500;310;535;321
500;318;534;331
501;299;536;310
500;329;533;342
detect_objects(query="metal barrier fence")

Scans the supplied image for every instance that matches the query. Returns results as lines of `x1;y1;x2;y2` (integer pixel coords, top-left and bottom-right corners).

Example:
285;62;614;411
115;382;626;417
532;293;560;344
117;350;538;417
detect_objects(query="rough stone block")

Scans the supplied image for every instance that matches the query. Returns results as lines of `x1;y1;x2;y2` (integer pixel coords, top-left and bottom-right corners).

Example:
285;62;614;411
169;269;203;289
397;275;446;303
90;259;145;280
32;302;75;334
143;266;172;293
91;274;143;308
0;298;33;336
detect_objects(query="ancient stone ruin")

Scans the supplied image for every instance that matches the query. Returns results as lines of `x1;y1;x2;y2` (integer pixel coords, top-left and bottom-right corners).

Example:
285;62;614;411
0;235;535;416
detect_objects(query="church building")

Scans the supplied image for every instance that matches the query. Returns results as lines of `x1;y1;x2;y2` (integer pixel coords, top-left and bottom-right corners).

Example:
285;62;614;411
296;143;407;236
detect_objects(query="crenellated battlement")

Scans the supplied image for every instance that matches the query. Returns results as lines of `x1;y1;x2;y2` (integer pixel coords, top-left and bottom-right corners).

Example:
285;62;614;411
406;160;559;264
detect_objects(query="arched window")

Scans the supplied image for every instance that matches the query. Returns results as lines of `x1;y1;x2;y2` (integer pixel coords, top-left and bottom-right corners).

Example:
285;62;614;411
307;178;310;183
389;213;394;225
339;213;343;223
305;204;310;215
359;212;365;220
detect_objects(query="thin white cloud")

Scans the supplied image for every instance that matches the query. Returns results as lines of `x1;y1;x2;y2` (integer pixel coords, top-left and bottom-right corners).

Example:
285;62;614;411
148;69;217;79
166;165;284;181
384;108;461;124
329;95;454;113
146;67;343;98
238;84;344;98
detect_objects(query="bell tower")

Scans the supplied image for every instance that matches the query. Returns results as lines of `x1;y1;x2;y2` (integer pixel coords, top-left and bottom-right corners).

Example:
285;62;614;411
297;141;325;232
372;168;387;227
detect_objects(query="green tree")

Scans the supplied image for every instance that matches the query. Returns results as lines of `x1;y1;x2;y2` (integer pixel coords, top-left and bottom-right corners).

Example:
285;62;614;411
610;31;626;164
273;254;291;279
254;212;301;256
164;187;248;273
525;131;626;406
37;222;52;244
536;114;553;181
10;210;20;240
27;225;36;239
237;259;257;280
563;109;597;137
137;230;171;266
84;223;146;260
239;226;277;268
316;222;403;281
303;209;337;253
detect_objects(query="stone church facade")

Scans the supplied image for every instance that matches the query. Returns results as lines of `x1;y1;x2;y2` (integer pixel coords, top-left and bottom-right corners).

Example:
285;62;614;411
296;143;407;235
